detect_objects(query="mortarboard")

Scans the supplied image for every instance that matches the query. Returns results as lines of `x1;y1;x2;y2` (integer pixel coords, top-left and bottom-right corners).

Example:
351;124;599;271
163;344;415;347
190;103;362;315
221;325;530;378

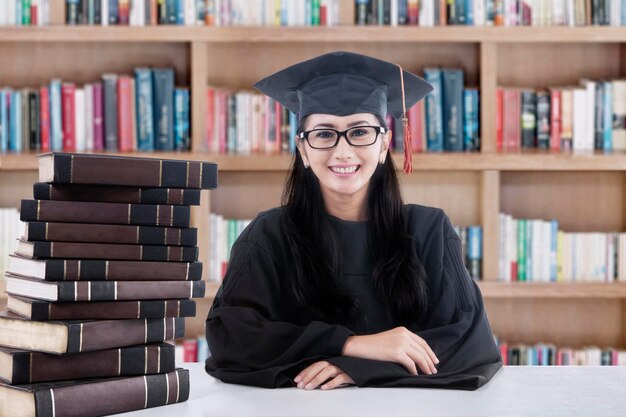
253;51;434;173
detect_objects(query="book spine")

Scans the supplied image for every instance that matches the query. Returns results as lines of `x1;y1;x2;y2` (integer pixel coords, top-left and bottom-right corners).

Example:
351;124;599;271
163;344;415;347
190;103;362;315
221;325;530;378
9;343;176;384
93;0;101;23
28;90;40;150
26;220;198;246
520;90;537;148
442;68;464;151
424;68;444;151
66;0;79;24
42;153;217;189
550;89;561;150
92;82;104;150
103;74;118;151
50;80;63;151
0;90;8;153
10;91;21;152
135;68;155;151
30;369;189;416
118;0;129;24
40;86;50;151
61;83;76;151
47;281;206;302
20;298;196;320
34;183;201;206
153;68;175;150
117;76;133;151
29;241;199;262
21;199;191;228
536;90;551;149
108;0;118;23
10;258;202;281
463;88;479;151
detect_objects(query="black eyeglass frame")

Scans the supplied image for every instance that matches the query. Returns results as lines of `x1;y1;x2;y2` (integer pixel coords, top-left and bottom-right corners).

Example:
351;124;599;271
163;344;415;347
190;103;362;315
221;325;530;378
297;125;387;149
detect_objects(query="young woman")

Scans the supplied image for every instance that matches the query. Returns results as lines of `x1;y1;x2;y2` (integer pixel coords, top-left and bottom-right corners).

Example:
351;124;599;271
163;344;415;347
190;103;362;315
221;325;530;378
205;51;503;391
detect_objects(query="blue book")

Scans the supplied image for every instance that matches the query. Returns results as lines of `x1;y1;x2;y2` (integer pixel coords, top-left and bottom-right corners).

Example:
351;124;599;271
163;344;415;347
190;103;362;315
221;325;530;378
550;220;558;282
16;0;23;25
442;68;464;151
398;0;407;24
196;0;206;22
177;0;185;24
134;68;155;151
166;0;177;24
281;0;288;25
174;88;190;151
49;80;63;151
289;111;297;154
0;90;8;153
108;0;118;24
10;91;21;152
88;0;95;24
464;0;473;25
197;337;209;363
152;68;175;151
305;0;312;26
468;226;482;261
424;68;444;152
463;89;479;151
603;81;613;151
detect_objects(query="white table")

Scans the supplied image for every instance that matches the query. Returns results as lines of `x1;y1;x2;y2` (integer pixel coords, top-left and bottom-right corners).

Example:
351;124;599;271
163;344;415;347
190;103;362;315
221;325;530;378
118;363;626;417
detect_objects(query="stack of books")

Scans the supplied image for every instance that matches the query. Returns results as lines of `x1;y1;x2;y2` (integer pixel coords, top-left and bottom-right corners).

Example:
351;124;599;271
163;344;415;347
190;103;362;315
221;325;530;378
0;152;217;417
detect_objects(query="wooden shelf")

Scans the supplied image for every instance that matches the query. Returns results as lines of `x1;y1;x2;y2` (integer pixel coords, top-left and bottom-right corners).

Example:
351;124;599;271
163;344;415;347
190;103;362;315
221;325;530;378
1;26;626;43
5;150;626;172
479;282;626;299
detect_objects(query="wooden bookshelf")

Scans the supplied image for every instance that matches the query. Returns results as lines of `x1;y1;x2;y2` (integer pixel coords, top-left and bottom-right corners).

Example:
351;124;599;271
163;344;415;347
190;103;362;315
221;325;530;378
2;3;626;347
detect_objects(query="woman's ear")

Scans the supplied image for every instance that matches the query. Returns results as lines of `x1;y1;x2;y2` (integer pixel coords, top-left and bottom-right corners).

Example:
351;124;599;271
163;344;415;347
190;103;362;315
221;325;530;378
379;130;391;164
296;139;310;168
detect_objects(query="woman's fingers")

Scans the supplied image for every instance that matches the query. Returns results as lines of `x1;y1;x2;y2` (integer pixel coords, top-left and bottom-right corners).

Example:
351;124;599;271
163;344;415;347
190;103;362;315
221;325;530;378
294;361;330;388
321;373;354;390
408;344;437;375
411;333;440;365
399;353;418;375
302;365;341;390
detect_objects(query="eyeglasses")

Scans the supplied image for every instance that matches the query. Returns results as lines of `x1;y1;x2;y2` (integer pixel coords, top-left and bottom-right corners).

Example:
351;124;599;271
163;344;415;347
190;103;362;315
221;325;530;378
297;125;386;149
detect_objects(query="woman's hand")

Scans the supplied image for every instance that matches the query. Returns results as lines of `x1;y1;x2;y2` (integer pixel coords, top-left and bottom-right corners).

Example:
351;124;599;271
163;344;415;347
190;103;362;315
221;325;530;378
293;361;355;390
342;326;439;375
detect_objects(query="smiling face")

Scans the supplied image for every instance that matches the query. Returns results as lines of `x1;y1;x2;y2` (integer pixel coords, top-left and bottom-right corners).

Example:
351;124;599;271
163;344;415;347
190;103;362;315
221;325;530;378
296;113;391;216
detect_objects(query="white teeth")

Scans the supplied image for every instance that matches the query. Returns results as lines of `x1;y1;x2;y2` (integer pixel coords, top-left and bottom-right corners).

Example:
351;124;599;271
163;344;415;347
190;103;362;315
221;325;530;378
330;166;358;174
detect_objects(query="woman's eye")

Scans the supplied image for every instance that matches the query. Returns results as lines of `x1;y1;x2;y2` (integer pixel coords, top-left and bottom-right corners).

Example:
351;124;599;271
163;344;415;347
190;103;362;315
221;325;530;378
351;129;367;137
315;131;335;139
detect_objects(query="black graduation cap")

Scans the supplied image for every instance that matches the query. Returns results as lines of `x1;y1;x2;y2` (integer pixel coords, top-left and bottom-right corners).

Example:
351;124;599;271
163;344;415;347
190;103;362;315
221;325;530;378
253;51;434;173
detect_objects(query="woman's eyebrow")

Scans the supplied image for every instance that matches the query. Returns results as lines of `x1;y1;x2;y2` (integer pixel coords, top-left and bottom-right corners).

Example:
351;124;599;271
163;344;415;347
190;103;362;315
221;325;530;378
313;120;370;129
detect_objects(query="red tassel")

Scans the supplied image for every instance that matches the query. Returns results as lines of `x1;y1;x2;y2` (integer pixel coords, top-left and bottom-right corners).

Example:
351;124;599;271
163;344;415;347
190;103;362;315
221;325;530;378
402;116;413;174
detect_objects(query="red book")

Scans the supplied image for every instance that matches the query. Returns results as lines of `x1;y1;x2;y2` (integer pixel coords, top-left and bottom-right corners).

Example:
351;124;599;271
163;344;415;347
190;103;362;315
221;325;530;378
183;339;197;363
150;0;158;25
550;89;561;151
408;101;423;152
408;0;419;25
39;87;50;152
320;3;327;25
61;83;76;152
496;88;503;151
93;82;104;151
117;76;133;152
206;87;215;152
499;343;508;365
118;0;130;24
31;4;38;25
503;88;521;151
218;90;227;154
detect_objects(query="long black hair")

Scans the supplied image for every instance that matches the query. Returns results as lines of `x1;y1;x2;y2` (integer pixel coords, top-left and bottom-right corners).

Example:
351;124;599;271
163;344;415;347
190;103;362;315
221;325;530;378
280;117;430;326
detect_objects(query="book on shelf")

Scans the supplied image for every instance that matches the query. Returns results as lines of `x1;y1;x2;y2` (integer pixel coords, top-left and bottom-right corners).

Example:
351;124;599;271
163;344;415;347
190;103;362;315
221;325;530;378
493;335;626;366
353;0;626;26
0;0;50;26
0;311;185;354
0;68;190;154
5;274;206;301
7;294;197;320
0;342;175;384
499;212;626;283
497;79;626;152
62;0;341;26
0;368;190;417
23;221;198;246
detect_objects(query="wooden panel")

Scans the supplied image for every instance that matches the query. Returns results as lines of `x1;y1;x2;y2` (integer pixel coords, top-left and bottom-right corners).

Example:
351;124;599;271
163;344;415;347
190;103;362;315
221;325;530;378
481;171;500;281
480;42;497;152
501;171;624;232
0;43;190;87
400;171;480;226
49;0;65;25
210;172;287;219
485;298;623;348
480;282;626;298
191;41;209;152
498;43;622;88
0;171;38;207
204;43;479;89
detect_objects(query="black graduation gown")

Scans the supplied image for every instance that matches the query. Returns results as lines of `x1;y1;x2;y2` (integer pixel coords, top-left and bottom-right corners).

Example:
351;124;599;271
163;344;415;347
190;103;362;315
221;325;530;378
205;204;503;390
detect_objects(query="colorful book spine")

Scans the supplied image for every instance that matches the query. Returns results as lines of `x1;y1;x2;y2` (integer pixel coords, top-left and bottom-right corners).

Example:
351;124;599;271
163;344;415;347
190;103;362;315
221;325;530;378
135;68;155;151
424;68;444;151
